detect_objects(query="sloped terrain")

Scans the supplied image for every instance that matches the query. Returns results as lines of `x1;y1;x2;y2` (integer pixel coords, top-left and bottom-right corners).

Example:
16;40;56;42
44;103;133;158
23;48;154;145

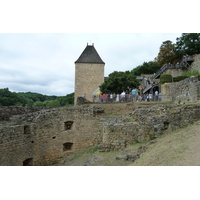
54;119;200;166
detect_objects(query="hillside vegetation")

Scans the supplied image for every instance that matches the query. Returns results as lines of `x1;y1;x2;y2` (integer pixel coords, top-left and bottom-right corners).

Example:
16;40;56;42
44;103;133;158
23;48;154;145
0;88;74;106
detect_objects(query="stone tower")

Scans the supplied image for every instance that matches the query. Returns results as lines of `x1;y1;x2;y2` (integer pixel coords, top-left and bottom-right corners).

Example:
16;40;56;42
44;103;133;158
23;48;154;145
74;44;105;104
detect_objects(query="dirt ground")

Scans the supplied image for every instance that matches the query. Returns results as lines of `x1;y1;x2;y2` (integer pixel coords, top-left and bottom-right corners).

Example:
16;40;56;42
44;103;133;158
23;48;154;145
131;120;200;166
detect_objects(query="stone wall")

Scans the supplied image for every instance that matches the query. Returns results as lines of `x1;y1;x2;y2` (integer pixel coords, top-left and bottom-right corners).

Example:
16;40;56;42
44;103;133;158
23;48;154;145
2;103;200;165
99;104;200;152
160;82;174;102
161;76;200;104
0;106;46;121
99;117;143;152
74;63;104;104
0;105;104;166
164;68;186;77
171;76;200;104
189;54;200;72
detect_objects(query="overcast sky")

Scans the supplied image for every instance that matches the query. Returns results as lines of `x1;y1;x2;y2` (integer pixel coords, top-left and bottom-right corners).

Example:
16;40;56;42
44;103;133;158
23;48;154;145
0;33;182;96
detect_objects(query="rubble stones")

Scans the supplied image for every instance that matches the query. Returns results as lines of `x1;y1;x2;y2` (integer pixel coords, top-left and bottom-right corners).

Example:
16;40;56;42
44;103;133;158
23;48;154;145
116;145;148;162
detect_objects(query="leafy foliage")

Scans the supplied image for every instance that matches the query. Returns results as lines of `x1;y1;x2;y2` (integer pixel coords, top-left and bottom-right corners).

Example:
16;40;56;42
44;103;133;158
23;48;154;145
173;76;188;82
0;88;20;106
182;70;200;77
155;40;179;67
160;74;173;84
175;33;200;58
0;88;74;107
131;61;160;76
99;71;140;94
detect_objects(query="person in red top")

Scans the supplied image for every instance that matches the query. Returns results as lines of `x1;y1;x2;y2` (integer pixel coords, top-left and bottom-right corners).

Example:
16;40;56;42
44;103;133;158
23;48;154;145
102;94;107;103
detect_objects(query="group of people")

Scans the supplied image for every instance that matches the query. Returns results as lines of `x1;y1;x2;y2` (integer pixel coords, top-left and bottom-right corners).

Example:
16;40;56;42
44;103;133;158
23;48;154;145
95;88;162;103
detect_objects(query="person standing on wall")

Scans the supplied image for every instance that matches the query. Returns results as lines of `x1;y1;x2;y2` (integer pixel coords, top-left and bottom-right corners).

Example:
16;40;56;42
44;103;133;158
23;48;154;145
155;90;159;101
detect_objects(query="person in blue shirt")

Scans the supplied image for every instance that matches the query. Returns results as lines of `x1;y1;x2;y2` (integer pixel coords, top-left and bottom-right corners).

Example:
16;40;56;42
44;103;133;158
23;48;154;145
131;88;137;102
158;92;162;101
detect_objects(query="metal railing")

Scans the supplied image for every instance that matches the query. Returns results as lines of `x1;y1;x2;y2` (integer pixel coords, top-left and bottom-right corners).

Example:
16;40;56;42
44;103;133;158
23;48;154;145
143;55;194;94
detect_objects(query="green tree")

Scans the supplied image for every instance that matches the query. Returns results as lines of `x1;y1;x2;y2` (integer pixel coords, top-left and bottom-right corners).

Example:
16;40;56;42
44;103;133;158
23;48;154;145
99;71;139;94
175;33;200;58
33;101;44;107
0;88;19;106
0;88;74;107
26;99;34;106
44;100;61;107
155;40;178;67
57;93;74;106
131;61;160;76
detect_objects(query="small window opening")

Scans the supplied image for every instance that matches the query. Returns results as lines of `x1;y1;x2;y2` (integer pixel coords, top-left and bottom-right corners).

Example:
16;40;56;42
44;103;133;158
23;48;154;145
24;125;31;134
64;121;73;130
63;142;73;151
31;141;34;143
52;136;56;139
23;158;33;166
164;122;170;130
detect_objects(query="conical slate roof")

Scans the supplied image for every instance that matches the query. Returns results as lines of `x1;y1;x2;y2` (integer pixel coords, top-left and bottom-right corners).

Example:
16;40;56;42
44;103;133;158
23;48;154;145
75;44;105;64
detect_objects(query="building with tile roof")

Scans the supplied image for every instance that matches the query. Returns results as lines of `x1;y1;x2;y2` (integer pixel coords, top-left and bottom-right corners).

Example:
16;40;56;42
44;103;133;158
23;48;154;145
74;44;105;104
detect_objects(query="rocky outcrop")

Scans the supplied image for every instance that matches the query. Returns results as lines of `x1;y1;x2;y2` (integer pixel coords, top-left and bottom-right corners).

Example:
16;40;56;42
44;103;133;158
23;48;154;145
116;145;148;162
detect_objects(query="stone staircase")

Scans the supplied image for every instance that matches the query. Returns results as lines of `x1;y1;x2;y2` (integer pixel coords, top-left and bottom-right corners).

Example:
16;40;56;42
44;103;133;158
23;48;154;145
143;55;194;94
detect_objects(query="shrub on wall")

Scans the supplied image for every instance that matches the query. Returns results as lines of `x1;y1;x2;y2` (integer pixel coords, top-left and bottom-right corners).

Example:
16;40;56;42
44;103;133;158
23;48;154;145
160;74;172;84
182;70;200;77
173;76;188;82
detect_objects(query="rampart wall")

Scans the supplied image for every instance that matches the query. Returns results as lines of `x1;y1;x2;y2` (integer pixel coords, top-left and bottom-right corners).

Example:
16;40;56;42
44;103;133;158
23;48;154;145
189;54;200;72
0;107;46;121
161;76;200;104
0;105;104;166
1;103;200;165
99;104;200;152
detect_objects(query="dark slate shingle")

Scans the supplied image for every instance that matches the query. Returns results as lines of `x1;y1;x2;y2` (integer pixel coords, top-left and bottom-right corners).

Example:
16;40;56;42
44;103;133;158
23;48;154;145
75;44;105;64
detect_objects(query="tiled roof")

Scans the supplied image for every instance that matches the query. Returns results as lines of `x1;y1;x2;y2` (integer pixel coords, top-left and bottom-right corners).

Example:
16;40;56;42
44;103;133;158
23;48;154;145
75;44;105;64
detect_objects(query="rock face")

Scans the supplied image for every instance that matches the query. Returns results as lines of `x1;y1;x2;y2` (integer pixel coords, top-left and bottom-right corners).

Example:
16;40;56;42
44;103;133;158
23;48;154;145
1;103;200;166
